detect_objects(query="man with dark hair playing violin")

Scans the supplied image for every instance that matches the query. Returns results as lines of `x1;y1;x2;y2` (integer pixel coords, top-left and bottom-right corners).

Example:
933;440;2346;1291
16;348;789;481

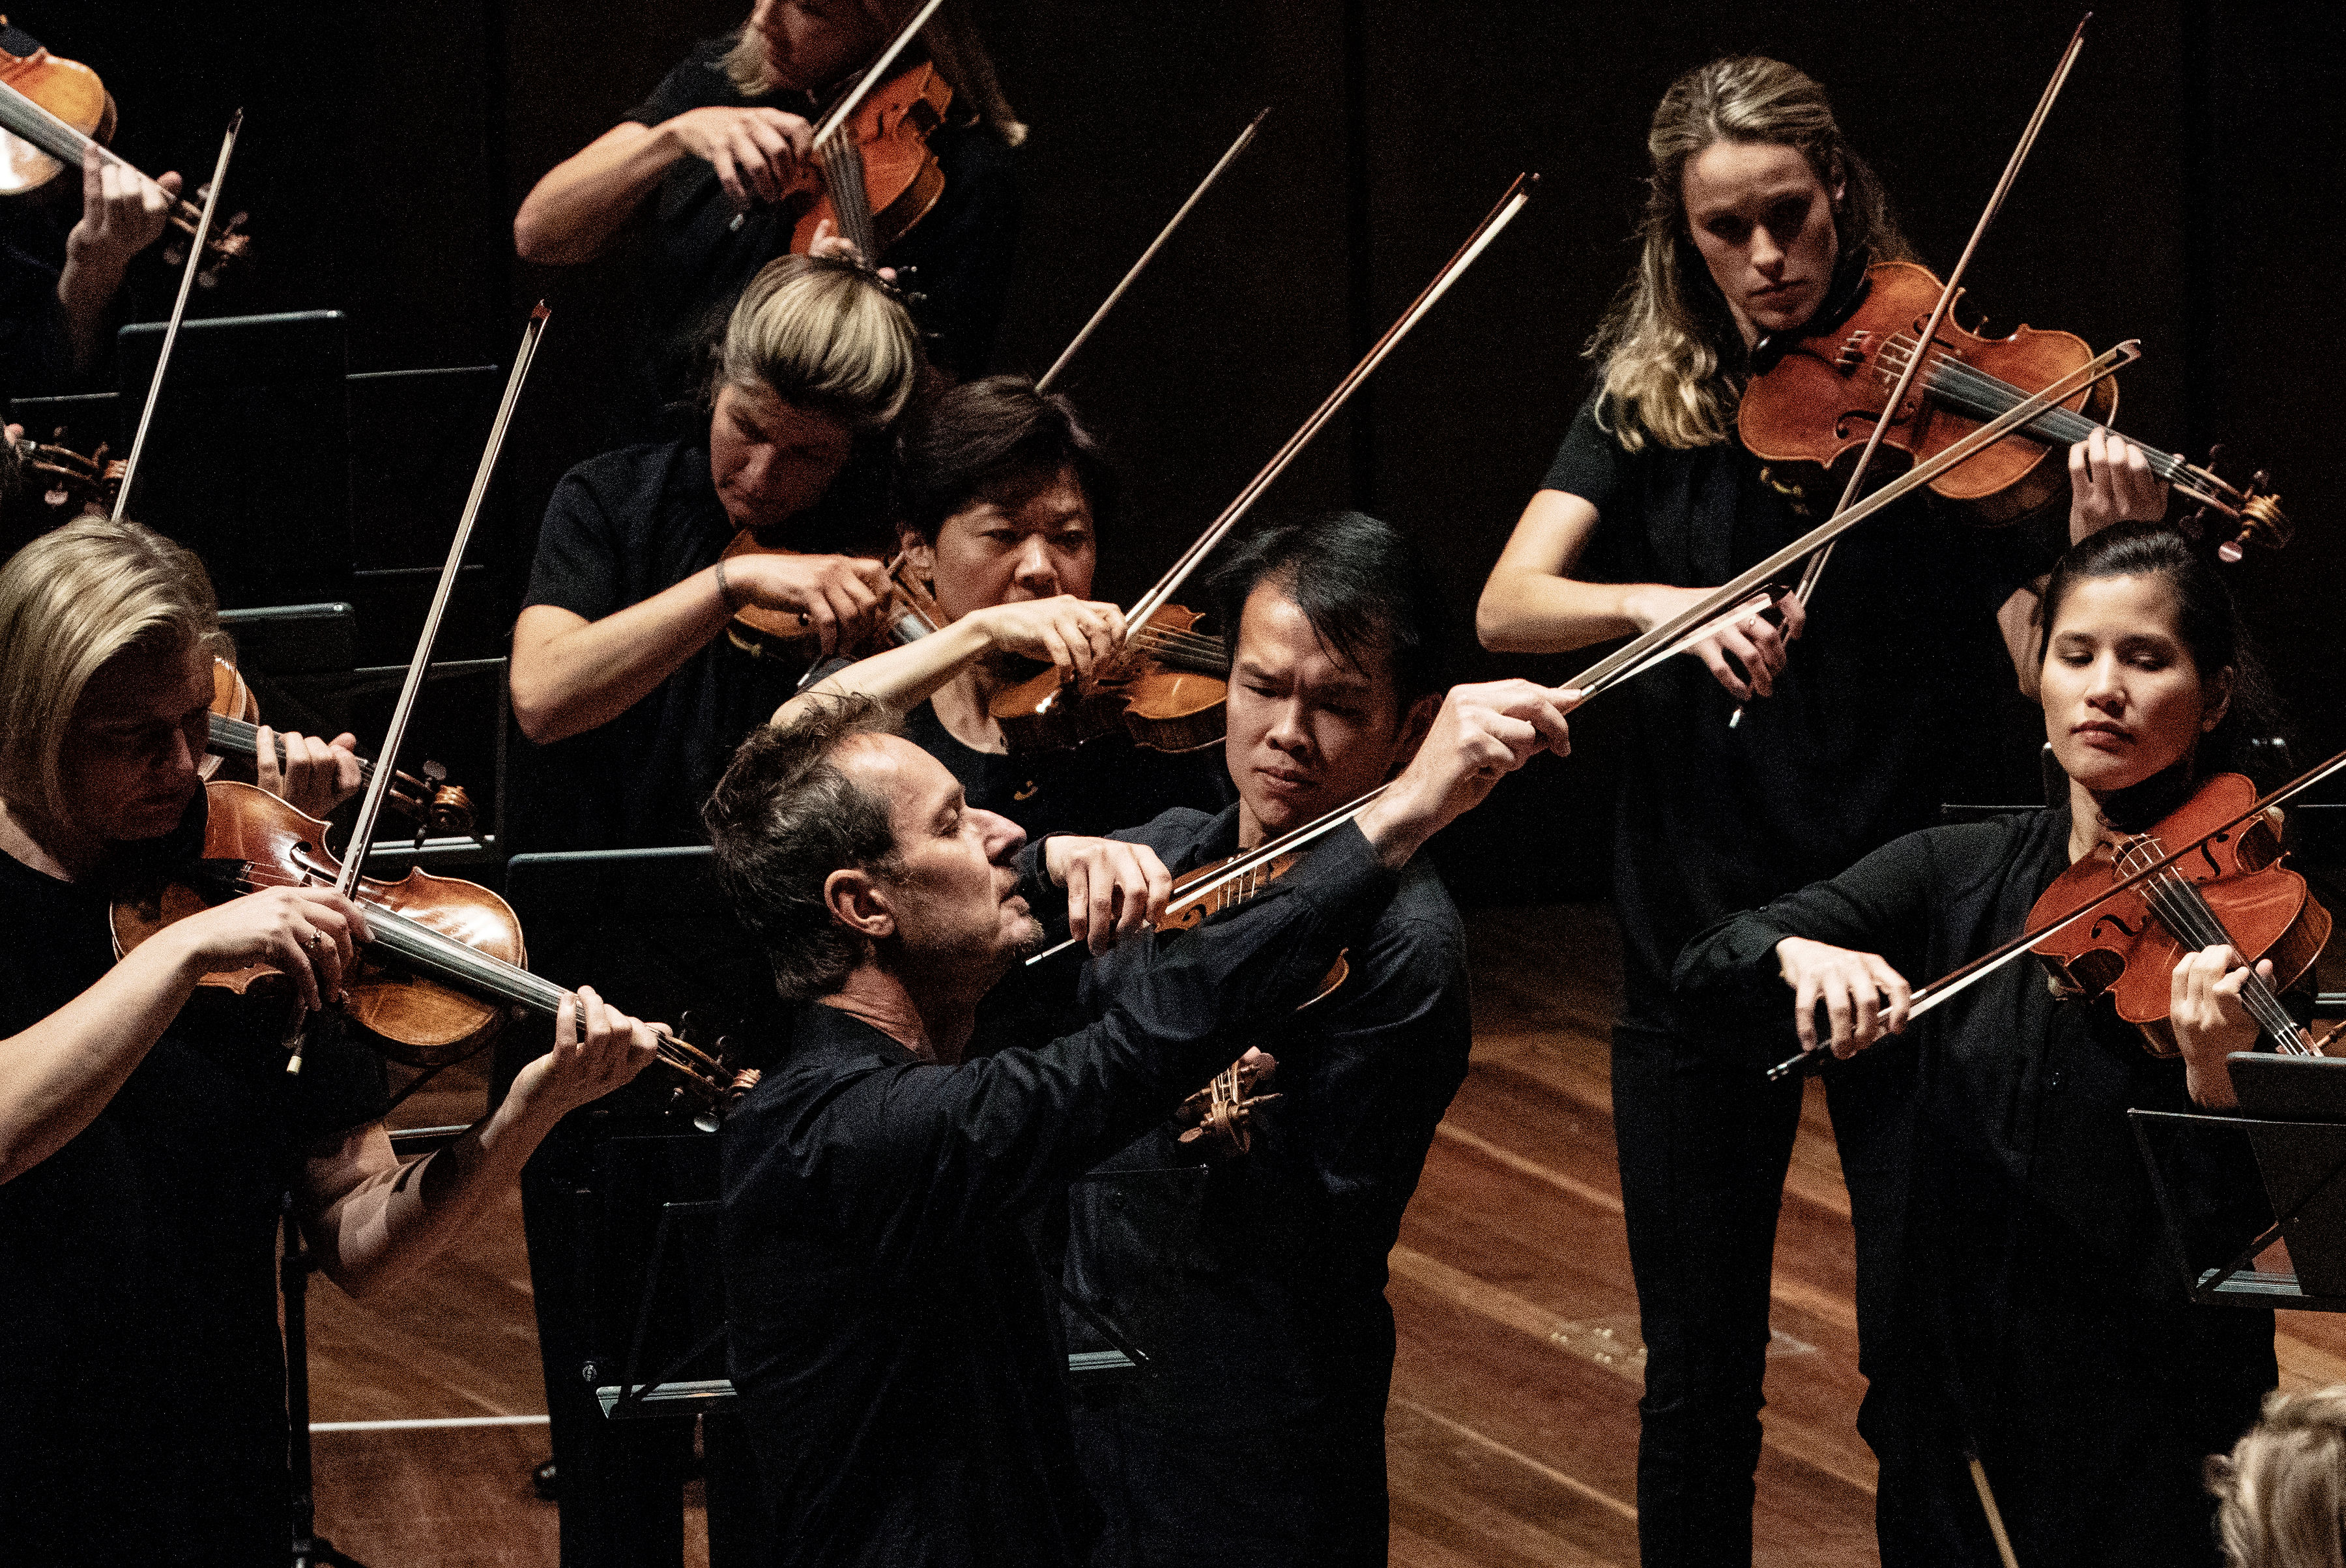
1048;512;1469;1568
514;0;1024;413
0;515;662;1567
703;660;1576;1567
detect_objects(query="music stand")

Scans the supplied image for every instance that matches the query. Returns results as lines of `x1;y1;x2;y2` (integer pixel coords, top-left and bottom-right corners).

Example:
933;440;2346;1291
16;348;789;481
2132;1053;2346;1310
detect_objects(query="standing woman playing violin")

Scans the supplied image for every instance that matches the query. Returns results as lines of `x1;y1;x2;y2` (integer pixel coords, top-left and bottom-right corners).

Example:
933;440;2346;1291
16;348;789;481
514;0;1022;414
1675;521;2287;1567
508;254;920;855
1473;57;2166;1567
0;517;661;1567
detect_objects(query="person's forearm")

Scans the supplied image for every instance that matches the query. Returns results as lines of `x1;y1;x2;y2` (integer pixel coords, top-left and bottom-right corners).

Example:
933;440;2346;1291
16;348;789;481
53;255;124;376
306;1090;567;1298
514;122;680;265
774;614;991;726
1999;579;2047;699
0;930;204;1183
511;570;732;743
1475;570;1653;654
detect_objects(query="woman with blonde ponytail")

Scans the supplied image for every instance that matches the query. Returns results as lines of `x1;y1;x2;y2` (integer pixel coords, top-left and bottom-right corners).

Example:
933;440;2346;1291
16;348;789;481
514;0;1022;411
1475;55;2169;1568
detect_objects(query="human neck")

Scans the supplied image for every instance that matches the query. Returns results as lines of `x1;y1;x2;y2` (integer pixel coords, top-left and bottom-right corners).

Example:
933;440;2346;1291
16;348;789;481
929;666;1006;755
820;960;979;1065
0;796;100;881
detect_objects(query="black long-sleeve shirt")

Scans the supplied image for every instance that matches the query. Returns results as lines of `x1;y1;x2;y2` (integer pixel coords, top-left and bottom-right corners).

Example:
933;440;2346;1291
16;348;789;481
1673;807;2276;1566
1058;804;1470;1567
719;820;1400;1568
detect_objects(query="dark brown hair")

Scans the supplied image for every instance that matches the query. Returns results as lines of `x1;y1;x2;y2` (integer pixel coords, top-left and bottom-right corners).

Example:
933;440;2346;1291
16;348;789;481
894;375;1114;546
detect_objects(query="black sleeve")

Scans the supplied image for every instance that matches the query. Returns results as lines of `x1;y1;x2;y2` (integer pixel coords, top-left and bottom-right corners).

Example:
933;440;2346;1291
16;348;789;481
1672;827;1943;1030
523;462;629;622
627;39;729;128
811;822;1398;1265
1539;395;1636;513
1293;905;1470;1252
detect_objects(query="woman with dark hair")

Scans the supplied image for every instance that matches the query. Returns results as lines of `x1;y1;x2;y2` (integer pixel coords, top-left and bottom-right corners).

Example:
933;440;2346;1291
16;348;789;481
780;374;1227;841
1473;55;2167;1564
1676;521;2285;1567
514;0;1022;410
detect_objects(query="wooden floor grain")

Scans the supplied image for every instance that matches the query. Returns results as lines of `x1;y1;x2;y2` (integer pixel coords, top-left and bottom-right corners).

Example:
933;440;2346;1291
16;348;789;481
298;903;2343;1566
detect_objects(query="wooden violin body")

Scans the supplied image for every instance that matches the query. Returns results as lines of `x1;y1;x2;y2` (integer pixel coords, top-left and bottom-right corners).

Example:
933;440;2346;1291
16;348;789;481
1740;262;2287;550
2031;772;2330;1056
990;603;1228;755
0;27;108;195
787;61;952;261
109;782;526;1068
718;540;945;663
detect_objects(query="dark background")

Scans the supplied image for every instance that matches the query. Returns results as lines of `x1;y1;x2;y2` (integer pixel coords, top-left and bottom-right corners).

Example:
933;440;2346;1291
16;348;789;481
22;0;2341;902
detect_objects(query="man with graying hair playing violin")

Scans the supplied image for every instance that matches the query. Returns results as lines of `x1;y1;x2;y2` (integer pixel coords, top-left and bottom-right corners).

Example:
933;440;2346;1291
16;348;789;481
0;515;663;1567
703;663;1578;1567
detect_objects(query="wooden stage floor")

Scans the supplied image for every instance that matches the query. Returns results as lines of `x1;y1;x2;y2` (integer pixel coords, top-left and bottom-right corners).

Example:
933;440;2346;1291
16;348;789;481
308;903;2346;1567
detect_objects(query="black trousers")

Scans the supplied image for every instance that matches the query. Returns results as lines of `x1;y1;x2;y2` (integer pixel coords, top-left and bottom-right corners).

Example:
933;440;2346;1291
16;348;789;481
1610;1018;1904;1568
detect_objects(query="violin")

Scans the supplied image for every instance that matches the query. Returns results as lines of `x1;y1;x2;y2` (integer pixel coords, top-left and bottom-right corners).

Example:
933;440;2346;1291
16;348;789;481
0;22;251;281
1740;261;2288;557
13;426;119;518
108;781;744;1124
719;542;946;663
988;603;1230;755
202;656;476;837
782;59;951;267
2031;772;2330;1057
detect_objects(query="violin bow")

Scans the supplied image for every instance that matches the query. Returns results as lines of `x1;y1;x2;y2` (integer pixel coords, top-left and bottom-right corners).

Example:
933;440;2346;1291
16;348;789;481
1035;107;1271;394
1118;173;1537;641
1572;341;2136;706
1730;15;2092;727
111;109;242;524
334;304;551;885
1767;740;2346;1082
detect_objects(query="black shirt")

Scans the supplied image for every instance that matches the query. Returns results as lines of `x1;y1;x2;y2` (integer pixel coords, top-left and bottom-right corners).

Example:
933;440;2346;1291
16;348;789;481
627;36;1021;409
719;821;1399;1568
1674;809;2276;1565
0;812;383;1566
1544;394;2049;1023
513;438;886;853
1061;805;1470;1567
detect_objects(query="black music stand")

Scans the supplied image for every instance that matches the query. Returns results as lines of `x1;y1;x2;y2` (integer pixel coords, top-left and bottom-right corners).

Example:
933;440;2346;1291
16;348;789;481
2132;1054;2346;1310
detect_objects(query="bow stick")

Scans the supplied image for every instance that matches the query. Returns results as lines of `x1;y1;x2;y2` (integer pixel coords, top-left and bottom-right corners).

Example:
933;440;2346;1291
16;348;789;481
1729;14;2091;727
111;109;241;523
280;304;551;1073
1122;173;1535;637
1573;341;2136;706
1035;107;1270;394
1767;740;2346;1082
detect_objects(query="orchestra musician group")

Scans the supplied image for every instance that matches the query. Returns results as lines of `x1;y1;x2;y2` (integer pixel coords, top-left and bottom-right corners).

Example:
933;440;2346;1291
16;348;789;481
0;7;2332;1568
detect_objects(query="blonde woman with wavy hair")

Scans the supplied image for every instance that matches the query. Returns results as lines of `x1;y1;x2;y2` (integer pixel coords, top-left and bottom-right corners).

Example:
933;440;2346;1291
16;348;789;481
514;0;1022;400
1474;55;2169;1568
2212;1386;2346;1568
0;516;659;1567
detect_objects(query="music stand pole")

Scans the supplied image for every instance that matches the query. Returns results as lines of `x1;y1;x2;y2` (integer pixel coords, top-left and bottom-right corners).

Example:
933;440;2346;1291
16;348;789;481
282;1189;371;1568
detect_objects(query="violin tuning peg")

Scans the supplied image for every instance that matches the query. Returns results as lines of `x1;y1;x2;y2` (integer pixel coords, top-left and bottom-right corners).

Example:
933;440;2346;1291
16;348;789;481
2253;469;2270;493
423;759;447;783
2203;443;2227;474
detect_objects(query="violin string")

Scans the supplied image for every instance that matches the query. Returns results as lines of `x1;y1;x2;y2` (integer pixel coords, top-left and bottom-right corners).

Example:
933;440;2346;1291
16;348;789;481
1872;337;2205;497
206;714;380;783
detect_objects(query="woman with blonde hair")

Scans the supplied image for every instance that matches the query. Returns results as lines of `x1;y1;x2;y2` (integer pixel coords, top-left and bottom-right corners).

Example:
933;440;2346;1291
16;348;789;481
2212;1386;2346;1568
0;516;659;1567
1475;55;2168;1566
515;0;1022;402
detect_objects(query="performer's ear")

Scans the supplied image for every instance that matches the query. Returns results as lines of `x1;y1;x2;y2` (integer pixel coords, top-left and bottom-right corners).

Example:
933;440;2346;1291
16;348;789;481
825;867;896;939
